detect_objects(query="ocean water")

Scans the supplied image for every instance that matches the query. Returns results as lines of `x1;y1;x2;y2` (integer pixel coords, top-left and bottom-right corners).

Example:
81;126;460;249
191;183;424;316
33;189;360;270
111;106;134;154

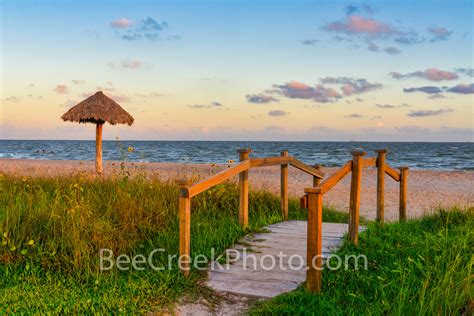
0;140;472;170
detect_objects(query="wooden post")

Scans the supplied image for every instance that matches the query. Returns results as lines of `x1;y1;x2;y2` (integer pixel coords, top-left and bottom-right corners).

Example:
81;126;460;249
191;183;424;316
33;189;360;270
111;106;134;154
95;123;103;174
305;188;323;293
313;164;322;187
349;151;365;245
375;149;387;224
281;150;289;220
177;179;192;276
399;167;409;222
237;149;251;228
300;164;322;210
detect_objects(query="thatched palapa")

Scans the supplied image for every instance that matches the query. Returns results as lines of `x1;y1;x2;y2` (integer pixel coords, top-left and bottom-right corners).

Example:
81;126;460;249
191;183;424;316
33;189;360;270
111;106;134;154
61;91;134;174
61;91;134;125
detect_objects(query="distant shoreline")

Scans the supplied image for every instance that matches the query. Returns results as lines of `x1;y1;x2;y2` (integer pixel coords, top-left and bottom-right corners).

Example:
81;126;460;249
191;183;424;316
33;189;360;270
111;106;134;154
1;140;472;170
0;139;472;143
1;158;472;221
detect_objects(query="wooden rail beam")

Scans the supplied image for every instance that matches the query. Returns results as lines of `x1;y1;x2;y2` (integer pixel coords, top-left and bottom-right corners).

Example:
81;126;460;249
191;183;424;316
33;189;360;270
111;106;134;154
317;161;352;194
305;187;323;293
349;151;365;245
281;150;289;220
177;179;192;276
385;165;400;182
250;156;293;167
399;167;409;222
363;157;377;168
188;160;251;198
376;149;387;223
290;159;324;179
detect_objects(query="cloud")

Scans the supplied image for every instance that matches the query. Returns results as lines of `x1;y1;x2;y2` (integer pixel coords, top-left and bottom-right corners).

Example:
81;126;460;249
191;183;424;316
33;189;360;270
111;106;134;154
119;17;169;41
108;59;146;70
271;81;342;103
427;26;452;42
366;40;379;52
393;31;424;45
407;108;453;117
320;77;383;96
268;110;288;117
403;86;443;94
346;113;364;118
323;15;393;38
54;84;68;94
187;101;223;109
72;80;86;84
455;68;474;77
110;18;133;29
389;68;459;81
2;96;21;102
427;94;446;99
376;103;410;108
301;39;319;45
447;83;474;94
344;4;374;15
246;94;278;104
366;40;401;55
383;47;401;55
404;83;474;95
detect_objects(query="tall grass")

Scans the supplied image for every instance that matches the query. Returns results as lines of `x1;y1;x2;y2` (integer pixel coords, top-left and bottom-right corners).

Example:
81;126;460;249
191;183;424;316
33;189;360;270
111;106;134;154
0;173;346;313
250;208;473;315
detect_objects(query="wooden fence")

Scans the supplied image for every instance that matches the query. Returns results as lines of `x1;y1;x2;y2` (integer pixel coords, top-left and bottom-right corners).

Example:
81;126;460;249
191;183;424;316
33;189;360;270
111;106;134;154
304;150;408;293
177;148;408;294
177;149;324;276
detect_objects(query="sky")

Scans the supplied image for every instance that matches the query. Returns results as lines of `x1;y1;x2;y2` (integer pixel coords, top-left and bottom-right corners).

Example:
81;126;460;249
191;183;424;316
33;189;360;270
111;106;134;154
0;0;473;141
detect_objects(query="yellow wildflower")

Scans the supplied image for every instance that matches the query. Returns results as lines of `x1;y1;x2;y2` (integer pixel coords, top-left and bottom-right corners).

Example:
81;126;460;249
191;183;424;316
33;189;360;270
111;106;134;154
21;176;27;182
28;240;34;246
127;146;134;152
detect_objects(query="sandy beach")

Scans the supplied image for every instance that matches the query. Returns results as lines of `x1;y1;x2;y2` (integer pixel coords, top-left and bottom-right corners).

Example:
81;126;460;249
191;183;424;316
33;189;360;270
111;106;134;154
1;158;472;221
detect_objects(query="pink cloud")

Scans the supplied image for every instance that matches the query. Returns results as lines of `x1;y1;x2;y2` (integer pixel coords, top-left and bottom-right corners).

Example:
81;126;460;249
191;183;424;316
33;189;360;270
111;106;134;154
110;18;133;29
54;84;69;94
272;81;341;103
424;68;458;81
390;68;459;81
324;15;393;37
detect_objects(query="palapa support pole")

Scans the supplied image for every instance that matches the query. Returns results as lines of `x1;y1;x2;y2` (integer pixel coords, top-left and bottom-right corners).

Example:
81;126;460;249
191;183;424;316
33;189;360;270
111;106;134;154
305;187;323;293
95;123;103;174
280;150;289;220
399;167;409;222
177;179;192;276
375;149;387;224
349;151;365;245
237;148;251;228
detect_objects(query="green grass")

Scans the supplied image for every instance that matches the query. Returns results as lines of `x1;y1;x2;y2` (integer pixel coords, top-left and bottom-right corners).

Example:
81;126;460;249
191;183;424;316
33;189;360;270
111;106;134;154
0;173;347;313
250;208;473;315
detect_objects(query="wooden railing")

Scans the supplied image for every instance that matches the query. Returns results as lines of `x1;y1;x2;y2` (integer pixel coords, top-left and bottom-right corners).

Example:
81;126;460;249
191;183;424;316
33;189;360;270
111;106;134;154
177;149;324;276
177;148;408;290
304;150;408;293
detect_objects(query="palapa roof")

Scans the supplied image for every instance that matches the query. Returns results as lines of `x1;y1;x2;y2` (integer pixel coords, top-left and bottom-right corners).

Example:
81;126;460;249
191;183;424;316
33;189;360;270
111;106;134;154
61;91;134;125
